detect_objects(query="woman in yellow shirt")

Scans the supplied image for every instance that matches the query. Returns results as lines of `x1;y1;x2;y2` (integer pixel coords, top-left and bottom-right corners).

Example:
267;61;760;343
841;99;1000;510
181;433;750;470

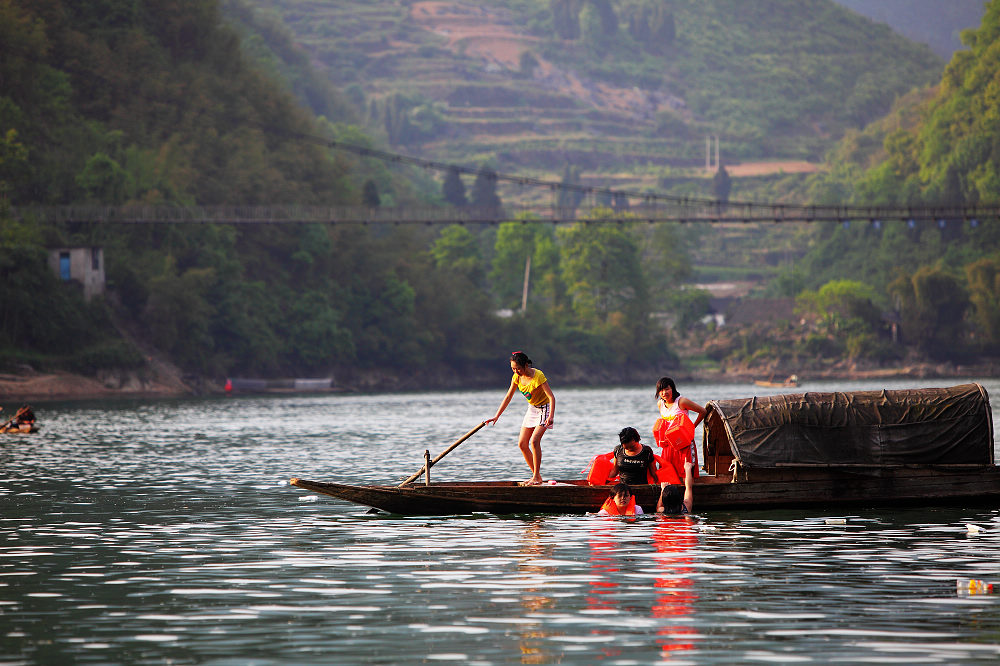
485;351;556;485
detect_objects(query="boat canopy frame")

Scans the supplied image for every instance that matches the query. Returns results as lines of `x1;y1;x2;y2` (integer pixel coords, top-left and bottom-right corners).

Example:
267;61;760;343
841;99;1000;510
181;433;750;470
703;383;994;469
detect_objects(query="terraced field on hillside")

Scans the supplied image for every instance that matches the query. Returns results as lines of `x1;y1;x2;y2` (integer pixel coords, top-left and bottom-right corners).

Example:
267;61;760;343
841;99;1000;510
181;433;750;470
241;0;940;287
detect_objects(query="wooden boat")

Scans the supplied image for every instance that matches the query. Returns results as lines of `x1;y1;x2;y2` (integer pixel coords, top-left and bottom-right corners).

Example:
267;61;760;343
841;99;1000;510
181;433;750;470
0;405;37;434
0;423;38;434
290;383;1000;515
754;374;798;388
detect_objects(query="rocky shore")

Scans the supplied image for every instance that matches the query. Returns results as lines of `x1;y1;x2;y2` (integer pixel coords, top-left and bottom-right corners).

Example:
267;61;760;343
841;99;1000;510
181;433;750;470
1;360;996;402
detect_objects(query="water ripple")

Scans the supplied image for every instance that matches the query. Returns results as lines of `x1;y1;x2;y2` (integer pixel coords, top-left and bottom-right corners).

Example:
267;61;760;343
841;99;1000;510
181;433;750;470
3;386;1000;663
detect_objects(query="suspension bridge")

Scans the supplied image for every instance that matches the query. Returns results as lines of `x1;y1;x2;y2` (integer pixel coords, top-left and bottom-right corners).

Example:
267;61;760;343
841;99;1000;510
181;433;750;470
8;134;998;227
7;201;998;226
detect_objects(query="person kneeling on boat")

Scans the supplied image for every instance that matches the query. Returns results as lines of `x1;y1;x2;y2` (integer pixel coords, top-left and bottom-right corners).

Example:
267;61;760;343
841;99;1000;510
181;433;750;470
598;482;643;516
609;426;658;487
1;405;35;433
657;460;695;515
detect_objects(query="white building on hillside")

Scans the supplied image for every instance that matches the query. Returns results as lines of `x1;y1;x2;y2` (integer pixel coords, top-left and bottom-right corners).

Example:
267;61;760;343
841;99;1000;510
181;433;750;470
48;247;105;302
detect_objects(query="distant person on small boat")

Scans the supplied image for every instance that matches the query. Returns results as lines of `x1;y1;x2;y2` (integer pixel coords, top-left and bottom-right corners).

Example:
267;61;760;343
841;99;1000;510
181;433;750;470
610;426;658;486
653;377;706;482
598;482;643;516
658;460;695;515
0;405;35;433
484;351;555;486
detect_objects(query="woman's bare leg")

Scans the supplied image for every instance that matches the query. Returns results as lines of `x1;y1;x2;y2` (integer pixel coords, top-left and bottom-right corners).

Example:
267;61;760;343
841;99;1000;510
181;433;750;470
518;426;536;480
526;427;545;483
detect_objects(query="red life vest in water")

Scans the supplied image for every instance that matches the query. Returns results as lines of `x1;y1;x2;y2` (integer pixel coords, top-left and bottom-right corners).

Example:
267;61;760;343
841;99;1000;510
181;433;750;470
600;495;637;516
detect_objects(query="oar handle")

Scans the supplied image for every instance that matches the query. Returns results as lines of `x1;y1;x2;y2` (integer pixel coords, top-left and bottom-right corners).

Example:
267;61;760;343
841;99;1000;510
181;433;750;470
398;421;487;486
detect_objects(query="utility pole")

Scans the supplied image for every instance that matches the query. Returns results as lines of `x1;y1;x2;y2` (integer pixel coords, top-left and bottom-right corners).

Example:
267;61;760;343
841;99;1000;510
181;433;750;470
520;254;531;312
706;135;720;172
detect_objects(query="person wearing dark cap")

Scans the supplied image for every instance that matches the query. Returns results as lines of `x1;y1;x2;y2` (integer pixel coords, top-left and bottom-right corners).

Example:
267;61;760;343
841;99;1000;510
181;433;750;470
484;351;555;485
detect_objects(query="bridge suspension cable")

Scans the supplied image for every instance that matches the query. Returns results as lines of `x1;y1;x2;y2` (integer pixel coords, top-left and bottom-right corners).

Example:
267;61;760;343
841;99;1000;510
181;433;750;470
9;202;998;226
11;128;998;225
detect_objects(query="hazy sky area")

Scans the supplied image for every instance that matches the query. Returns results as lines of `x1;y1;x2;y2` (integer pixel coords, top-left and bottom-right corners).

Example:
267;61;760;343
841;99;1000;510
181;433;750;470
832;0;987;58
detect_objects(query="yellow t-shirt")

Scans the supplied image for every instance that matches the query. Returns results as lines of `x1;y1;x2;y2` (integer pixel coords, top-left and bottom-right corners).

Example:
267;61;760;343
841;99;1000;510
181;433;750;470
515;369;550;406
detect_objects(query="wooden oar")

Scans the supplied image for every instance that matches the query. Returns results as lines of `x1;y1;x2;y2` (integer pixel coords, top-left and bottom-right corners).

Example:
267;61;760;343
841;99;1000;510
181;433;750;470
398;421;487;487
2;406;29;431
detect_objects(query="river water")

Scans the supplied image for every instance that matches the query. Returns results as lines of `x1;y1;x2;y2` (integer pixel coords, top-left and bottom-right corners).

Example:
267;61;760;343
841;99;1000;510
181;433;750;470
2;378;1000;664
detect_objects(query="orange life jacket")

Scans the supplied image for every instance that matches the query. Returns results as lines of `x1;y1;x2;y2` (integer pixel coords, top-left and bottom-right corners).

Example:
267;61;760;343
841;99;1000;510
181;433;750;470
653;414;695;451
600;495;637;516
653;415;699;481
585;450;660;485
585;452;617;485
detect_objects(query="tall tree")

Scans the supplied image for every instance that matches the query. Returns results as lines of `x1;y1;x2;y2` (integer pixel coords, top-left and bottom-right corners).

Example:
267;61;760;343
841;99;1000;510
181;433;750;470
442;168;468;206
888;265;969;357
713;165;732;202
550;0;582;39
470;167;502;211
490;217;558;310
556;164;585;212
431;224;483;283
965;256;1000;351
557;208;647;323
362;179;380;207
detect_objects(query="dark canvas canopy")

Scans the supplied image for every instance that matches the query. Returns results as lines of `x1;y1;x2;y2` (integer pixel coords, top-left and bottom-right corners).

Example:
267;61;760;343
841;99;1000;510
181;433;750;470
704;383;994;468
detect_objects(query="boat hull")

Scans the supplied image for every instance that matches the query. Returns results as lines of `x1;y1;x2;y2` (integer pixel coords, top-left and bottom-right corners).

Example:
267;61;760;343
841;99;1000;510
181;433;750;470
0;424;38;434
290;465;1000;515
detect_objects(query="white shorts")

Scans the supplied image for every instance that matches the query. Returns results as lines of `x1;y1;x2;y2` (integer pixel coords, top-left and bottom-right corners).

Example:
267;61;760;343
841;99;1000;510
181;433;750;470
522;402;552;429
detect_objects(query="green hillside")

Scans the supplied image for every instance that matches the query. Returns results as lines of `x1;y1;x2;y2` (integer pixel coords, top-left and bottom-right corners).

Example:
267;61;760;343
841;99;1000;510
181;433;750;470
758;1;1000;362
230;0;946;294
5;0;999;389
240;0;943;186
0;0;691;385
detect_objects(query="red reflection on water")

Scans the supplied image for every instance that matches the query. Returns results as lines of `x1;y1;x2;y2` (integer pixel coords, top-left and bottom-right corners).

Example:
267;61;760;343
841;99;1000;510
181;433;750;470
652;515;698;657
586;517;698;660
585;526;624;659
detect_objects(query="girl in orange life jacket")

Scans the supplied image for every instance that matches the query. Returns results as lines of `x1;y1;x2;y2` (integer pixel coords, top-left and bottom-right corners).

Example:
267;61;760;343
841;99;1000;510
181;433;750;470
654;377;707;480
599;482;643;516
484;351;555;486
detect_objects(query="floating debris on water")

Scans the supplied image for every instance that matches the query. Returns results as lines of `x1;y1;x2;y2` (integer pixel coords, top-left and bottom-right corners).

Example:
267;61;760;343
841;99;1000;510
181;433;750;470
958;579;996;595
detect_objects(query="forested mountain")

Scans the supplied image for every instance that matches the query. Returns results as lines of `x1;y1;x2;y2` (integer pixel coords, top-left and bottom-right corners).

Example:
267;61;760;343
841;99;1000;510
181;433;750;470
0;0;685;387
756;1;1000;363
242;0;943;192
4;0;999;391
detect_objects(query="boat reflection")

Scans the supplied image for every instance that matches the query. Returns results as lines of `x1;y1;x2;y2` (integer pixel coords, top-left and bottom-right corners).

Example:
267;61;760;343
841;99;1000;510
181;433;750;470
652;516;698;657
517;518;560;664
587;516;698;659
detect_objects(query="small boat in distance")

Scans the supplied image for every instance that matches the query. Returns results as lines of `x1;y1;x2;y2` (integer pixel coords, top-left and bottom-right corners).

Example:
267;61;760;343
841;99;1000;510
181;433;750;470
290;384;1000;515
754;374;798;388
0;405;37;434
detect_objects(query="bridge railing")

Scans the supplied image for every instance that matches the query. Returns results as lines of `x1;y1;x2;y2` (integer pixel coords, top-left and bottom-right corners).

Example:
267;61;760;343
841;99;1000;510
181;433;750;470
8;203;998;225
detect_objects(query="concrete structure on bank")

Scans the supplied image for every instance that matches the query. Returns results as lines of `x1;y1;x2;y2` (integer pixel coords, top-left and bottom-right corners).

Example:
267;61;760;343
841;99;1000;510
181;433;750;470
48;247;105;302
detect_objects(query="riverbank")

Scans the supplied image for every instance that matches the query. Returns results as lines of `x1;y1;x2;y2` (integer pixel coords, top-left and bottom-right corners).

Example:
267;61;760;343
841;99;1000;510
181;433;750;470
0;358;191;402
1;360;997;402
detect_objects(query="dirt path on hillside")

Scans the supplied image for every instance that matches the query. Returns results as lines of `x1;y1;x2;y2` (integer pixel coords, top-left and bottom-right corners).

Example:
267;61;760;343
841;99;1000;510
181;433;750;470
410;3;820;176
727;161;819;176
410;1;676;120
